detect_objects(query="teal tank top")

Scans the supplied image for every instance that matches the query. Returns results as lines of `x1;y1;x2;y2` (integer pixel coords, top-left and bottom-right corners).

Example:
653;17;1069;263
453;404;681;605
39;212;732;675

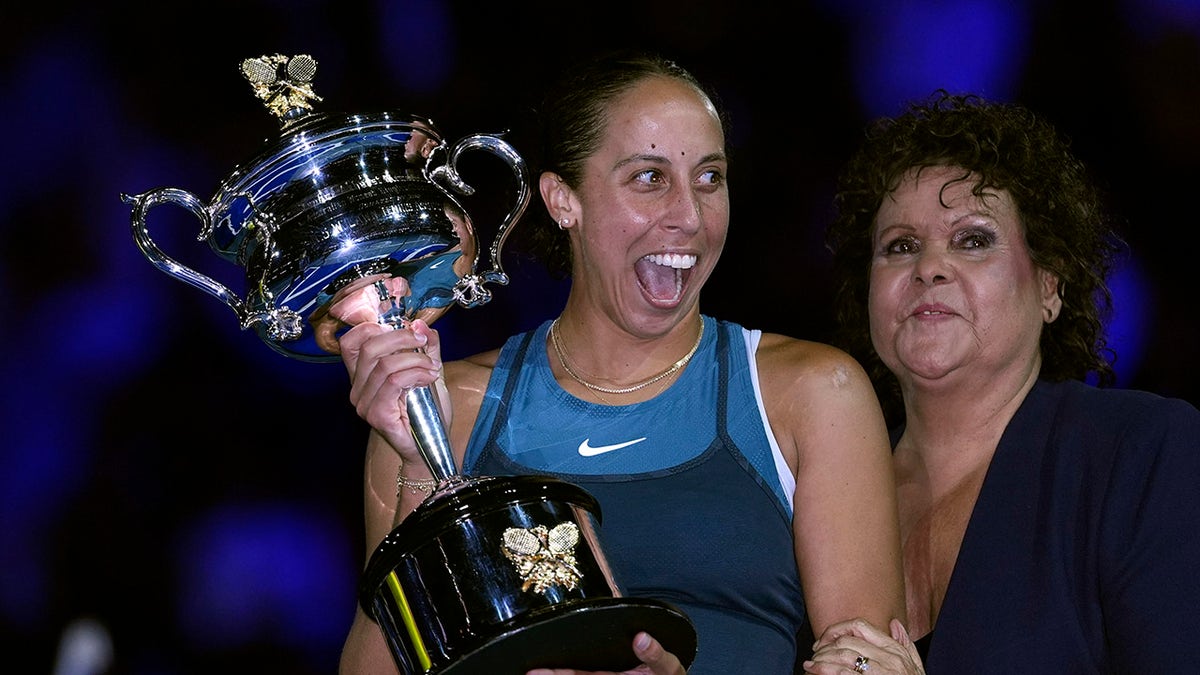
463;316;807;673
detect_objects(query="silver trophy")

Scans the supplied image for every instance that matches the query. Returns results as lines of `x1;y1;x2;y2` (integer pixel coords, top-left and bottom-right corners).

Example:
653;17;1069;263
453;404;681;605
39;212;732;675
123;55;695;674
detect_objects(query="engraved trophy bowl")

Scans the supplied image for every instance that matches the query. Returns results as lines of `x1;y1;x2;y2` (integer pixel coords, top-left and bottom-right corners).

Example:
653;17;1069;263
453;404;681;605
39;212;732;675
122;54;696;674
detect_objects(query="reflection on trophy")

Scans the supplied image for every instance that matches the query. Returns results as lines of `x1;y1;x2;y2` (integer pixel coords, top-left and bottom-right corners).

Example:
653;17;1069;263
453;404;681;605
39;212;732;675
122;54;696;674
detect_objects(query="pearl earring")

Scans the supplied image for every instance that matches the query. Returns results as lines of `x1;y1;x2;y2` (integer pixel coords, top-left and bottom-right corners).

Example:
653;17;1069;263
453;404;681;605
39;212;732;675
559;217;569;230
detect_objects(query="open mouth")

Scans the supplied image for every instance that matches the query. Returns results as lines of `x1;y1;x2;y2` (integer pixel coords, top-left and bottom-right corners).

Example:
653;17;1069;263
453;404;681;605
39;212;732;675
635;253;696;305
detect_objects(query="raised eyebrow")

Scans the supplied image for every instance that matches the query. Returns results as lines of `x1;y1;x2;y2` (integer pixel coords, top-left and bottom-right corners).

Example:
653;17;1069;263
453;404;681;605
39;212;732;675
874;221;916;239
948;210;999;229
611;150;728;171
612;153;669;171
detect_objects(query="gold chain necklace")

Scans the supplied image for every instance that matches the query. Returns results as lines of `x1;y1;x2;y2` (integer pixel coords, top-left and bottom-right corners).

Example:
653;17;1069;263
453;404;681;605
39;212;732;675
549;317;704;395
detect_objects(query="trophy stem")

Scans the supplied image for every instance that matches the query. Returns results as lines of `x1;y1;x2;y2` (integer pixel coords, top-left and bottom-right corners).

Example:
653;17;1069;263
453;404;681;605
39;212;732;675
406;384;458;482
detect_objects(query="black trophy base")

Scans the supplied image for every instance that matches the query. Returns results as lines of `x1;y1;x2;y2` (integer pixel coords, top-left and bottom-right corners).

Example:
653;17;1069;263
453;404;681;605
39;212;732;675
440;596;697;675
360;475;698;674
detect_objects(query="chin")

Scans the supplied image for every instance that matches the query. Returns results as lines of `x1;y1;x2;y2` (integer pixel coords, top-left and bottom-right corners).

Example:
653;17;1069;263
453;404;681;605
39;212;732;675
895;355;959;382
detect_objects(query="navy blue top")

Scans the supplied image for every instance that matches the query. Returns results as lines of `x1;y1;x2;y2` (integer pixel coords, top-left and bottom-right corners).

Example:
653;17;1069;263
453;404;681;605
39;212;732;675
919;378;1200;671
464;317;805;674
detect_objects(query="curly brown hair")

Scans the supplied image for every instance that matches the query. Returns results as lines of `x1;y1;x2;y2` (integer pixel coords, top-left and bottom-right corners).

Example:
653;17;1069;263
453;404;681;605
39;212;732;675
825;91;1122;427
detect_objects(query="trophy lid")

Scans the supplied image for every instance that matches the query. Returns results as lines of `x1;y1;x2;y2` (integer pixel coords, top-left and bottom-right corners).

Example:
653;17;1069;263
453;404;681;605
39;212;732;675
208;55;450;256
208;55;472;361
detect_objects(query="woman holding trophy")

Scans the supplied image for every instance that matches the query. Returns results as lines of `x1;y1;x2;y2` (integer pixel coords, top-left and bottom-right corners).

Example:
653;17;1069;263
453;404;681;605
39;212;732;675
330;51;906;674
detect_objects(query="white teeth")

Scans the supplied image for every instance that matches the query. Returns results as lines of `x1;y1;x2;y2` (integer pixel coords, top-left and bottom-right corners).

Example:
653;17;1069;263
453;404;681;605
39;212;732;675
642;253;696;269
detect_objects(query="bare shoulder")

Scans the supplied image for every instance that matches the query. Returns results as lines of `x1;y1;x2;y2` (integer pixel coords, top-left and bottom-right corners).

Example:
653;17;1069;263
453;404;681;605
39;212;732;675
754;332;874;396
446;348;500;380
753;332;888;472
442;348;502;446
445;348;501;401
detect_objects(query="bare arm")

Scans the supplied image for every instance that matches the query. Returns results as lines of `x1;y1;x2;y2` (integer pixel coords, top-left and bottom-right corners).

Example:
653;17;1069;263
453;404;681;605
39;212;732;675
334;316;498;674
757;334;906;638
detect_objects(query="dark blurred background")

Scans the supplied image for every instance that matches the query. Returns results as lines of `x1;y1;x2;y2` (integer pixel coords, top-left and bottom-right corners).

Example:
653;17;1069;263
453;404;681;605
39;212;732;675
4;1;1198;673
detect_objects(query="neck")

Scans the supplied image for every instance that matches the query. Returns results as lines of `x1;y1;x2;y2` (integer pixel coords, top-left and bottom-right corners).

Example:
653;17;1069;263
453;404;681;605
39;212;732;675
549;315;704;396
895;365;1040;484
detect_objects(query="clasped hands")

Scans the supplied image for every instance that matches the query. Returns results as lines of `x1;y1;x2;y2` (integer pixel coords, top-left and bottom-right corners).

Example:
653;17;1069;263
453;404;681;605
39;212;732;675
802;618;925;675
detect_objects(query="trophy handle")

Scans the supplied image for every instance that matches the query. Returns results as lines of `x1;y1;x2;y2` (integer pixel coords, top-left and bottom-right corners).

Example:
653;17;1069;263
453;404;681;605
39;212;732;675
123;187;303;340
431;133;532;308
123;188;252;321
403;133;531;491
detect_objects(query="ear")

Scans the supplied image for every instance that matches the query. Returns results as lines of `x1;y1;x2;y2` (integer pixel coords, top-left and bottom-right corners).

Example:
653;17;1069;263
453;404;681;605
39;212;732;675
1040;268;1063;323
539;172;578;228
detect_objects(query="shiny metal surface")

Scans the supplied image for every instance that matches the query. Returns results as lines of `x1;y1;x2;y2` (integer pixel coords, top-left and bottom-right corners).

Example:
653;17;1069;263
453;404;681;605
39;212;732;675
361;476;697;674
123;56;530;363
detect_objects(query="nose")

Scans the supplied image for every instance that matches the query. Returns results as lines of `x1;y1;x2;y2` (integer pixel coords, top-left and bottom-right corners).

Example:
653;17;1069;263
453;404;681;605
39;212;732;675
664;184;703;234
912;248;952;285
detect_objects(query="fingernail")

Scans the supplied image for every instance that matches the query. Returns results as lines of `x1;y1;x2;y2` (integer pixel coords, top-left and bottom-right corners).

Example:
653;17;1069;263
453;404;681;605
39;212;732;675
635;632;650;650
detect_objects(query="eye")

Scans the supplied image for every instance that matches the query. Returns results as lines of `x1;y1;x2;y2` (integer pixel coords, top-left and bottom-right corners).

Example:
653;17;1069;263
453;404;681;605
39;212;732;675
633;168;665;185
881;234;919;256
696;168;725;189
954;228;996;250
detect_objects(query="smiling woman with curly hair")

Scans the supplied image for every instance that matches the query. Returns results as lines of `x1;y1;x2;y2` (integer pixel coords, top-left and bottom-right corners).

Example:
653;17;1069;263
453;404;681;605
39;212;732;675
805;91;1200;674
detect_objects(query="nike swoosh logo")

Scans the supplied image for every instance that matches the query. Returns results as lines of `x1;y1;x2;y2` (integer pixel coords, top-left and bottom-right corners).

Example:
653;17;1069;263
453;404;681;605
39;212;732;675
578;437;647;457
